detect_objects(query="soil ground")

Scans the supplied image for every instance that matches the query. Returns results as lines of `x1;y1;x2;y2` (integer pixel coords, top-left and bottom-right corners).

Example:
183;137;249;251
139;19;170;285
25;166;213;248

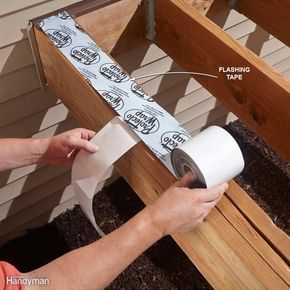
0;120;289;289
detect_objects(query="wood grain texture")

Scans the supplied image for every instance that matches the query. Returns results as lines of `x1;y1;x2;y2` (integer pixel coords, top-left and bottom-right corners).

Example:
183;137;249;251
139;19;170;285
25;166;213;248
184;0;214;14
218;189;289;283
227;180;290;263
76;0;146;56
155;0;290;162
34;25;289;288
236;0;290;47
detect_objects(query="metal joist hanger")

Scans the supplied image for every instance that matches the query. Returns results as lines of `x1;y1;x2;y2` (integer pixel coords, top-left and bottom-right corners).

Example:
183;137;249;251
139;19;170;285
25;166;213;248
144;0;156;41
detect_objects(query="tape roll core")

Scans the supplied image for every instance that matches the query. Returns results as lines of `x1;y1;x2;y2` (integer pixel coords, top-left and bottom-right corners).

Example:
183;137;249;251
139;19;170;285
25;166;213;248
172;149;206;187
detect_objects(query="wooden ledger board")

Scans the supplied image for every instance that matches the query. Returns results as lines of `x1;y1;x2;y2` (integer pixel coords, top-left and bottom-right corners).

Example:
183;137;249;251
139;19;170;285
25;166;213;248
32;0;290;288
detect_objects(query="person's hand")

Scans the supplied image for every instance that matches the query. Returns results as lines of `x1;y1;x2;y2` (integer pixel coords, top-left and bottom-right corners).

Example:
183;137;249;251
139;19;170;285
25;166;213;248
147;172;228;236
41;128;97;165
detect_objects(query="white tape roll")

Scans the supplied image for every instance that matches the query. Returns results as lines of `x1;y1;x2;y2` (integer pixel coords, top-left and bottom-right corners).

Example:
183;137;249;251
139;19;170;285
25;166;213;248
171;126;245;188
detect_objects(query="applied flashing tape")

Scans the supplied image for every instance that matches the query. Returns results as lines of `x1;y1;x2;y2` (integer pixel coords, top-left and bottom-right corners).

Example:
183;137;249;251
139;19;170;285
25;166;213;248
39;12;244;231
39;11;189;172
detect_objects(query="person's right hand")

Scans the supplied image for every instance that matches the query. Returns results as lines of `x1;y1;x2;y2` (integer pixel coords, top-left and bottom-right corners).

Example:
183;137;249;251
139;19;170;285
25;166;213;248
147;172;228;237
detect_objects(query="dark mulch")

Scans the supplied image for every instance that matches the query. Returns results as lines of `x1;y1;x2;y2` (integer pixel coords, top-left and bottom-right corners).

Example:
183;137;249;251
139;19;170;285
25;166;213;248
0;120;289;289
224;121;289;235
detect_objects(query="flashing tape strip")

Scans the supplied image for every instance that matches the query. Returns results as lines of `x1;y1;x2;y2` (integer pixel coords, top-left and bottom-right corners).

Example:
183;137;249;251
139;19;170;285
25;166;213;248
39;11;190;172
39;11;244;232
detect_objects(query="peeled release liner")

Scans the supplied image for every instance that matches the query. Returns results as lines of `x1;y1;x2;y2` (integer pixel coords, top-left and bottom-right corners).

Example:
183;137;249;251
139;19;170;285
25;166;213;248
40;12;245;232
72;117;140;235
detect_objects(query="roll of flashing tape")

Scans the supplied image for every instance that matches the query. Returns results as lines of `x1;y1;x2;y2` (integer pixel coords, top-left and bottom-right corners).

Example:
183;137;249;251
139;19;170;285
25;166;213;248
171;126;245;188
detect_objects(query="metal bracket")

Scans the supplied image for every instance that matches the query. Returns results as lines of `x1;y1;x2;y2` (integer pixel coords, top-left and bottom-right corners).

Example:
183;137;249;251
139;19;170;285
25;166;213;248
27;22;47;92
145;0;155;41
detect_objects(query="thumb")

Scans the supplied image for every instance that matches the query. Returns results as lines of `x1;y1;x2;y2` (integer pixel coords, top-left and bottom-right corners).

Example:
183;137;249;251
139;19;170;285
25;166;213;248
170;171;196;189
68;137;98;153
200;182;228;202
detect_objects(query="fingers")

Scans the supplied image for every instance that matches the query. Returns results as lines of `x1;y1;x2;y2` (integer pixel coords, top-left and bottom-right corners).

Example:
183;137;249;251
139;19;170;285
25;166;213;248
197;183;228;203
67;136;98;153
152;180;228;234
195;186;226;226
65;128;97;153
67;128;96;140
203;192;224;210
80;129;96;140
171;171;196;189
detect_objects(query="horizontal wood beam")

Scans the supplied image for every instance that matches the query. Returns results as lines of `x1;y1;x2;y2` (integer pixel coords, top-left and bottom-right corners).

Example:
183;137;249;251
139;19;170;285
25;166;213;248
183;0;214;14
34;23;289;288
32;0;146;58
155;0;290;162
236;0;290;47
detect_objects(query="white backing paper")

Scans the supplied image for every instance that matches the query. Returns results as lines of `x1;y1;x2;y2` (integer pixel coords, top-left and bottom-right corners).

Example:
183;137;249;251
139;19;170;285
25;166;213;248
72;117;140;234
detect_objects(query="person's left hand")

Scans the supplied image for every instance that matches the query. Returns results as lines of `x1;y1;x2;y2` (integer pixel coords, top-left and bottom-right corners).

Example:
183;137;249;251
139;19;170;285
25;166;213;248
41;128;97;165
